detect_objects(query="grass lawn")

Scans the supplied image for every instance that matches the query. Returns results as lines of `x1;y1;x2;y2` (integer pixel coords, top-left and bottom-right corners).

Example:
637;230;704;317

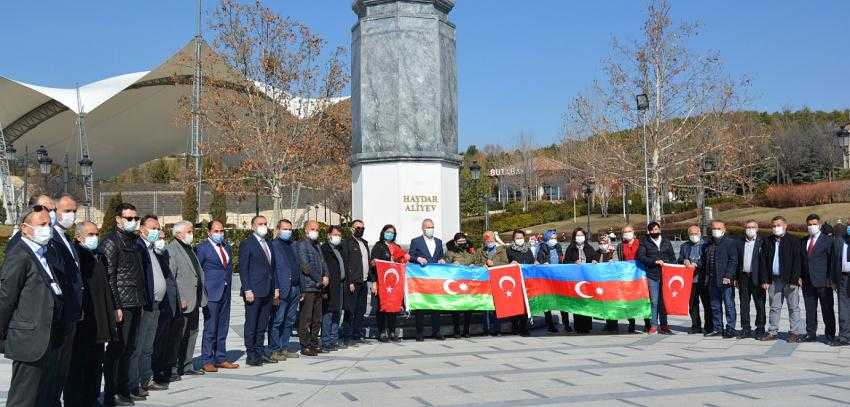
680;203;850;225
523;213;647;235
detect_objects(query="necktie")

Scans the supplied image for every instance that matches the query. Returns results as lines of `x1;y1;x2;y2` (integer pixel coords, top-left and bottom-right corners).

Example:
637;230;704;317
807;237;815;256
261;241;271;263
218;244;228;268
37;246;47;259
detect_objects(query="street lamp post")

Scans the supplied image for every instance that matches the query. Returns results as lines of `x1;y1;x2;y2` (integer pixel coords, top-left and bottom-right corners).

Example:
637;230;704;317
697;156;715;237
635;93;651;222
836;124;850;170
36;146;52;194
79;155;93;221
583;180;595;236
469;160;492;231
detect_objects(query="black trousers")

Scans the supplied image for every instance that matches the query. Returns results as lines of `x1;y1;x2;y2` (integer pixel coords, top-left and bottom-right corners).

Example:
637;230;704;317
175;308;197;374
8;327;62;407
373;293;398;336
837;273;850;340
415;310;441;336
544;311;570;331
153;310;183;383
739;275;766;332
243;295;272;360
690;282;714;331
342;283;368;341
452;311;472;335
510;315;529;335
64;322;105;407
803;283;836;337
104;306;142;400
573;314;592;333
298;292;323;350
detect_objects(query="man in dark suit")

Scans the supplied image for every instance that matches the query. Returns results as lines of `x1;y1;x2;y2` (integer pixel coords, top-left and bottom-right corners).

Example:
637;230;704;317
4;194;54;255
801;213;836;342
166;221;206;376
196;220;239;372
637;221;677;334
409;218;447;341
701;221;739;338
268;219;302;360
830;227;850;346
738;220;766;339
760;216;805;342
341;219;370;346
679;225;712;334
0;207;67;406
150;230;182;389
238;215;279;366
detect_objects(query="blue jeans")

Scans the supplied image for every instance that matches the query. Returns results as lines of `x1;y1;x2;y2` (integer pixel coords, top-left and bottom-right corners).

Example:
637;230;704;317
709;278;737;332
268;286;300;353
647;278;667;327
128;304;159;391
321;308;342;348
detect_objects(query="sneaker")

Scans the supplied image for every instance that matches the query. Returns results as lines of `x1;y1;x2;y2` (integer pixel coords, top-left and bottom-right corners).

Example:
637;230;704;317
271;351;287;362
688;327;703;335
658;325;673;335
283;350;301;359
646;327;657;335
759;333;778;341
704;330;722;337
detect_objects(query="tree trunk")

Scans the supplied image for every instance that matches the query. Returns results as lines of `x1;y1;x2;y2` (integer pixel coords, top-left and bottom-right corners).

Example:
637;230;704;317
271;184;282;226
649;149;663;222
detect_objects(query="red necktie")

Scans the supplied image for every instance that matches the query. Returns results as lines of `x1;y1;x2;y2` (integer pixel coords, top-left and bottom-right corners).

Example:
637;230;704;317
218;244;228;268
807;238;815;256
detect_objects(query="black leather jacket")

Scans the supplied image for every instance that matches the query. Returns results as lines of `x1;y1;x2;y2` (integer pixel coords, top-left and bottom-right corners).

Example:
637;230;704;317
100;229;147;309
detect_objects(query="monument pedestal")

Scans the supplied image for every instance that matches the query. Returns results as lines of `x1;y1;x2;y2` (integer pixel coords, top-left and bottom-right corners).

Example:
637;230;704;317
353;161;459;244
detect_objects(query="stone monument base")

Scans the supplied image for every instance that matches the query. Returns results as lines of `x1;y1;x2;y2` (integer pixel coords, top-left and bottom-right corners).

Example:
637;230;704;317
352;161;459;245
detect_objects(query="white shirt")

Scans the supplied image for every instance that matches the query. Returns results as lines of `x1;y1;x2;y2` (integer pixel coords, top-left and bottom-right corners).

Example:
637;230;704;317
424;236;436;258
22;236;55;281
743;238;755;273
772;239;780;276
651;237;662;249
147;244;166;302
842;243;850;273
53;225;79;268
208;238;229;265
357;239;369;282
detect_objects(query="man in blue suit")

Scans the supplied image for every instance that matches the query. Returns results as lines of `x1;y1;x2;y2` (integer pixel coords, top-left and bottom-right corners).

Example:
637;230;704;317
268;219;301;360
801;213;836;342
701;220;739;338
196;220;239;372
409;218;446;341
238;215;279;366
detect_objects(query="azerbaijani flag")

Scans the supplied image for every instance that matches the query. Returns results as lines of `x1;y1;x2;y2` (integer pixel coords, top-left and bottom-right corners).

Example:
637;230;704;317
523;261;650;320
406;264;495;311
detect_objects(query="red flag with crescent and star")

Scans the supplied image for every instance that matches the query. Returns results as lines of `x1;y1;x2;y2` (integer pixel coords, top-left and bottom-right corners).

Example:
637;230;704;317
661;264;695;316
375;260;406;312
488;264;529;318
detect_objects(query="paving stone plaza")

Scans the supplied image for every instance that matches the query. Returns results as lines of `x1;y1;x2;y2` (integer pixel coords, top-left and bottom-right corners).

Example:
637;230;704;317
2;282;847;407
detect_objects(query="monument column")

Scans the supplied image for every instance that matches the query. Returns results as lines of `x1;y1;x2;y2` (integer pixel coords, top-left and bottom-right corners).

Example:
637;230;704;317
351;0;461;244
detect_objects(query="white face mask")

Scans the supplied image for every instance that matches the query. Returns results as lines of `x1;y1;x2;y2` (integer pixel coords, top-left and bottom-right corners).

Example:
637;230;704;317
574;235;586;245
122;219;139;233
807;224;820;236
622;232;634;241
26;224;53;246
689;235;701;244
745;228;757;239
514;238;525;246
307;230;319;241
181;233;194;245
547;238;558;247
773;226;785;236
424;228;435;238
58;212;75;229
329;235;342;245
153;239;166;253
82;235;99;251
255;225;268;237
711;229;724;239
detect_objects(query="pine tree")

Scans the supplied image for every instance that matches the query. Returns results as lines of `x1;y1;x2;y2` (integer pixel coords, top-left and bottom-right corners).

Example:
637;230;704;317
183;184;198;223
101;191;123;234
209;188;227;225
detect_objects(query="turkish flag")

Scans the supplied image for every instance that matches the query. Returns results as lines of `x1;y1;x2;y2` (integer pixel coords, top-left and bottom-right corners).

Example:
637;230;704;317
661;264;695;316
488;264;528;318
375;260;406;312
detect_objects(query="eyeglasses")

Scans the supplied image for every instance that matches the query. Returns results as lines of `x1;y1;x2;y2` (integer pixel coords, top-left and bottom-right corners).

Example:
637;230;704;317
122;216;141;222
31;205;48;212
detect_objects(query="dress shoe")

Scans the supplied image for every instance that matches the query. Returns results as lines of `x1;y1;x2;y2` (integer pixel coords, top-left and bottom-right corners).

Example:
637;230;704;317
271;351;287;362
490;331;501;337
416;334;424;342
170;373;182;381
111;395;135;406
390;333;401;342
337;342;349;349
759;333;777;341
688;327;703;334
433;333;446;341
627;325;637;334
830;337;850;347
753;329;766;339
722;330;736;339
147;382;168;391
563;325;574;333
316;348;326;354
261;355;278;364
183;368;203;375
379;332;389;342
826;335;836;344
659;325;673;335
737;330;752;339
801;334;817;343
302;348;317;356
134;388;149;397
787;334;802;343
704;330;722;337
202;363;219;373
547;327;559;334
246;358;263;366
130;392;146;401
453;332;462;339
462;332;471;338
215;361;240;369
283;350;301;358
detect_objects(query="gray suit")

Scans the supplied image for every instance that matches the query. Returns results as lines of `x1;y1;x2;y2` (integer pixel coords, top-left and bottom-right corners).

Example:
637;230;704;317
166;239;206;374
0;241;60;406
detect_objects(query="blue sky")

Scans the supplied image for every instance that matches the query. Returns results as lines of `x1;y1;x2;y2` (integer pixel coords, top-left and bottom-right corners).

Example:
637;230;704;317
2;1;848;150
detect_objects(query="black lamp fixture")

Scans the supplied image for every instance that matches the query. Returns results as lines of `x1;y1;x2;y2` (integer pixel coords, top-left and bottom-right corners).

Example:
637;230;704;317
635;93;650;111
37;148;52;176
469;160;481;181
5;145;16;162
583;179;595;196
79;155;93;177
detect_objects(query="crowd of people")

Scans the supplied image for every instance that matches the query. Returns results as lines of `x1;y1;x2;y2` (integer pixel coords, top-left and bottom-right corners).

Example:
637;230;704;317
0;192;847;406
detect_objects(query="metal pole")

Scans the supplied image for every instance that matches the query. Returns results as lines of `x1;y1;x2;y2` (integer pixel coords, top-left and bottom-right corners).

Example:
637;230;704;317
484;198;490;231
642;111;651;222
254;178;260;217
191;0;204;216
585;192;592;236
697;169;706;237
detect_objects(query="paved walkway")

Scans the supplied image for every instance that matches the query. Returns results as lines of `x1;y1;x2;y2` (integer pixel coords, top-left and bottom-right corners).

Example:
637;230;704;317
1;286;849;406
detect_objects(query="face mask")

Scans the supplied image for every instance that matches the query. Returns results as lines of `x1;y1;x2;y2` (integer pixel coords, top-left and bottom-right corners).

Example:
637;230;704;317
745;228;757;239
278;230;292;241
622;232;634;241
82;235;99;251
26;224;52;246
773;226;785;237
58;212;75;229
181;233;194;245
424;228;434;238
146;229;160;243
807;224;820;236
711;229;724;239
254;225;268;237
211;232;224;244
329;235;342;245
122;220;139;233
456;240;467;247
384;232;395;241
547;239;558;247
514;238;525;246
48;210;57;226
689;235;700;244
600;245;610;253
154;239;166;253
353;227;364;238
486;242;497;249
575;235;586;245
608;233;616;240
529;239;538;247
307;230;319;241
649;232;661;239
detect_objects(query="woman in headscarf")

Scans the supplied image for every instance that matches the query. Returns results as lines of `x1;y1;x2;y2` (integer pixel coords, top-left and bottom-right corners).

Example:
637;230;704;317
506;229;536;336
564;227;598;334
369;224;409;342
537;230;571;334
445;232;477;338
596;234;619;333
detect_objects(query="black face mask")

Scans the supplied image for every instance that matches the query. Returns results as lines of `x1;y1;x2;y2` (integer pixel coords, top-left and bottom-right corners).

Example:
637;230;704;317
353;227;365;238
649;232;661;239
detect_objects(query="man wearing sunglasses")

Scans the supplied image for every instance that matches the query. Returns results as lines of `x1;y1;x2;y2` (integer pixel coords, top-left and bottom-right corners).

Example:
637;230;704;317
101;203;148;406
5;194;54;255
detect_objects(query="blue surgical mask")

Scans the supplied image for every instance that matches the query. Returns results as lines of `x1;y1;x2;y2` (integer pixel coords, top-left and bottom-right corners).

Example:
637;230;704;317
82;235;99;251
279;230;292;241
384;232;395;242
146;229;160;243
211;232;224;244
48;210;57;226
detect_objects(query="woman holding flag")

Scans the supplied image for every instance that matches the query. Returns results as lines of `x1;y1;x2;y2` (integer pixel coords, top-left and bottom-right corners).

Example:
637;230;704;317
506;230;536;336
564;228;598;334
369;224;409;342
445;232;478;338
480;231;508;336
